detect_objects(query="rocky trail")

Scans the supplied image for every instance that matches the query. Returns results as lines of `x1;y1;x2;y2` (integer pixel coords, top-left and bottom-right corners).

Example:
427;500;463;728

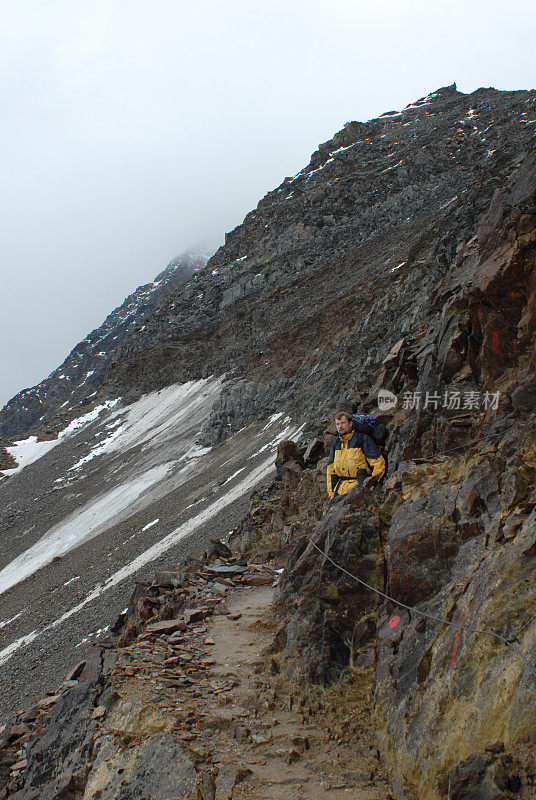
154;585;388;800
0;537;392;799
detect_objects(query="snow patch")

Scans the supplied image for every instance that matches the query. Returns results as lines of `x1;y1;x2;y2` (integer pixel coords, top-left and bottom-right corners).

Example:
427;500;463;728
222;468;246;485
250;419;306;458
0;450;287;665
0;631;38;667
99;379;219;455
439;196;458;211
68;423;127;471
46;455;286;634
75;625;110;648
141;519;159;532
330;142;360;155
3;437;59;476
0;611;25;630
380;160;403;174
261;412;285;431
1;378;223;594
78;370;95;388
0;462;175;597
62;379;218;474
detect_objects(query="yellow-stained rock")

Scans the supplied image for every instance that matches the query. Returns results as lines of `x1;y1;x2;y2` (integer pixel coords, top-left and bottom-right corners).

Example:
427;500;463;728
104;699;177;736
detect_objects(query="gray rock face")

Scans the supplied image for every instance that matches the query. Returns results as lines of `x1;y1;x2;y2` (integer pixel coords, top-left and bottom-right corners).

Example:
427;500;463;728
1;85;536;800
83;734;197;800
6;649;102;800
276;486;384;683
386;482;462;604
448;751;524;800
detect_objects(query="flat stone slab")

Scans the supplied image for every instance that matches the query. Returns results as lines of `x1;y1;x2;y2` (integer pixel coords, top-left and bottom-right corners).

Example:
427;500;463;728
145;619;187;634
205;565;248;577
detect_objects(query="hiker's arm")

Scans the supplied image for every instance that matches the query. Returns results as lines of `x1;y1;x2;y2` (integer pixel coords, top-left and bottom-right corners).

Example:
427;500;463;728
326;445;336;497
362;435;386;480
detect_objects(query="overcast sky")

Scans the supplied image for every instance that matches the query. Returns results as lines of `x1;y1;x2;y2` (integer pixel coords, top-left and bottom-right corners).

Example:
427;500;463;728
1;0;535;410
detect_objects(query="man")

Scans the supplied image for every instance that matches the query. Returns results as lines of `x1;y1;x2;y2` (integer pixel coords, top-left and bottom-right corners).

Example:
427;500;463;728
326;411;386;499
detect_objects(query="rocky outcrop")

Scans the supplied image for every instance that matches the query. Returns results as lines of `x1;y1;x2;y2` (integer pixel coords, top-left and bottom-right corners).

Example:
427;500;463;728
0;651;103;800
275;158;536;796
235;155;536;797
239;425;536;799
275;487;384;683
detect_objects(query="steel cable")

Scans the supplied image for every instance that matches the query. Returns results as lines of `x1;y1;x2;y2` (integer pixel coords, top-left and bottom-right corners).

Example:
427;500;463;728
309;540;536;681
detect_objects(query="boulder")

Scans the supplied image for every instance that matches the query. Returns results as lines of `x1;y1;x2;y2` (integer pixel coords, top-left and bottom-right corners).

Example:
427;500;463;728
281;459;303;491
275;441;305;480
276;487;383;683
82;734;197;800
386;483;462;605
10;649;102;800
145;618;187;634
448;751;524;800
303;437;326;466
205;564;248;577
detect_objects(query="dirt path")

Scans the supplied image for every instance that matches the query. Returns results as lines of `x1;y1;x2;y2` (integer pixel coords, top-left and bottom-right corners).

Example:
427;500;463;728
2;558;393;799
204;585;391;799
98;574;391;800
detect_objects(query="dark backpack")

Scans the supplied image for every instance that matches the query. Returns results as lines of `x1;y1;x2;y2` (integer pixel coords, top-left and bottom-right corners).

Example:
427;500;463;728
352;414;390;480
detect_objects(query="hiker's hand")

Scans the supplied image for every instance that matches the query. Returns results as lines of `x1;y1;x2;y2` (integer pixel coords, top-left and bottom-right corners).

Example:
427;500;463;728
324;496;335;514
363;475;378;490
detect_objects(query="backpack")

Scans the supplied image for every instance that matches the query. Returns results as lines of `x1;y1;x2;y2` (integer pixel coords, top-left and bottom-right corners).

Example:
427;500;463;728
352;414;390;480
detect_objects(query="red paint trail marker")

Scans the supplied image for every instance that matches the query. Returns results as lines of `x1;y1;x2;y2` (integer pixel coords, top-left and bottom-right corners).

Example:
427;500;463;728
449;612;466;669
388;615;401;629
492;331;499;355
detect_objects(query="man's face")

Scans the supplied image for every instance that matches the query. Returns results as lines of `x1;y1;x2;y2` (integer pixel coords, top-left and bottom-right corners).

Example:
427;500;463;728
335;415;352;435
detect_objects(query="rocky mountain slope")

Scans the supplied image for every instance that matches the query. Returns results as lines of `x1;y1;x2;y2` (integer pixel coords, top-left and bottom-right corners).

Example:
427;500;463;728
3;84;536;445
1;84;535;799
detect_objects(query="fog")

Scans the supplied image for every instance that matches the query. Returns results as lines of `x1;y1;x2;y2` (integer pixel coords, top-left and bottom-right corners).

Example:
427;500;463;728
1;0;535;409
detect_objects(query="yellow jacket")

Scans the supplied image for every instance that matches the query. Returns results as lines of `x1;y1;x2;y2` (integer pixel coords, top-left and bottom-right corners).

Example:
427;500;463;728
326;428;386;497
